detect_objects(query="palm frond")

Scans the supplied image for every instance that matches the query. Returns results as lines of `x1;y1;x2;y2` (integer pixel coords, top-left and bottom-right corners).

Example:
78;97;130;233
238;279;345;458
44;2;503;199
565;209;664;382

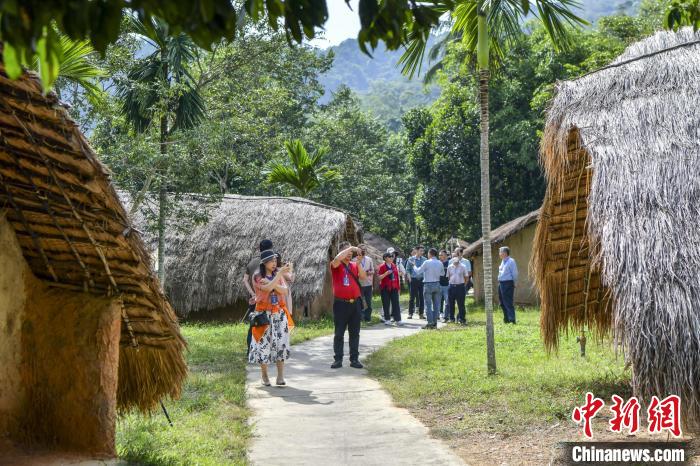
266;140;337;197
532;0;589;51
399;29;429;78
172;84;206;131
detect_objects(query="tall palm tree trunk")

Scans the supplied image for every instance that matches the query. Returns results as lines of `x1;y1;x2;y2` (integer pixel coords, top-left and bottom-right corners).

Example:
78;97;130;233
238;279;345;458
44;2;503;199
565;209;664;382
479;69;496;375
478;9;497;375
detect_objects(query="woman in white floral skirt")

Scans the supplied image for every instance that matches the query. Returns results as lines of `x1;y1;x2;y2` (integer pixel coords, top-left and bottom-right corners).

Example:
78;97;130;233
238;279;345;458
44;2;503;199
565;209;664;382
249;250;295;386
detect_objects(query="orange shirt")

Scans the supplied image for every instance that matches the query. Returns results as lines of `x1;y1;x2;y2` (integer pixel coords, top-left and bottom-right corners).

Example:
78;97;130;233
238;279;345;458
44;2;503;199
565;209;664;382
255;274;287;309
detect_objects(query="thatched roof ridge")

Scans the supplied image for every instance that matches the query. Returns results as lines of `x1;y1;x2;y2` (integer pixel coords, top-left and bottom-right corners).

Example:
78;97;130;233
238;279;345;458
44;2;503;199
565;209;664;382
362;231;401;255
535;28;700;427
0;65;186;412
462;210;539;258
143;194;360;316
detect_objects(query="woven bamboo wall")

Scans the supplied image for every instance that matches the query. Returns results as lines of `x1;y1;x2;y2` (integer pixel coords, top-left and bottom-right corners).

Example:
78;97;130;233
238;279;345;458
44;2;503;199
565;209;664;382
535;129;612;350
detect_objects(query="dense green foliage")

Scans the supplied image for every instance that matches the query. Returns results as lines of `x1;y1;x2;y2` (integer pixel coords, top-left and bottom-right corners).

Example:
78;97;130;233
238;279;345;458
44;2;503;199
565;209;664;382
1;0;452;89
77;0;672;251
403;1;668;241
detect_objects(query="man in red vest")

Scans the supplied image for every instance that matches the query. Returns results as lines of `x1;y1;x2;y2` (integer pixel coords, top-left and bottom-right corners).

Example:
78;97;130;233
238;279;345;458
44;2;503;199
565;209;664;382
330;241;367;369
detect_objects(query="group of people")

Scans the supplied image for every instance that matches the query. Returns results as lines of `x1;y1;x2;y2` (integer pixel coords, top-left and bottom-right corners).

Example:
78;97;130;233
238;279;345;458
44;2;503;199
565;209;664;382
404;246;474;329
242;238;519;384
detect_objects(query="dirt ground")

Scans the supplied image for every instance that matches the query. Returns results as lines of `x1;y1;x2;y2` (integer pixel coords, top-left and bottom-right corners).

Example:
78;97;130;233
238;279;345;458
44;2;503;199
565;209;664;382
412;407;700;465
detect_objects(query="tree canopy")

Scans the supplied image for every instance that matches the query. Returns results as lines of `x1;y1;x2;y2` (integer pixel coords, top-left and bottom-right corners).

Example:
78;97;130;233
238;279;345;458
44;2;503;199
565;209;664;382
1;0;454;89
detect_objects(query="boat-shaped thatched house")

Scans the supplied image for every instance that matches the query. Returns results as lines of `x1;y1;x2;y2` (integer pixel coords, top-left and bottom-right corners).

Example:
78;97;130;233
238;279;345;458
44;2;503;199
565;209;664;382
532;28;700;428
0;65;186;457
143;195;362;319
463;210;539;306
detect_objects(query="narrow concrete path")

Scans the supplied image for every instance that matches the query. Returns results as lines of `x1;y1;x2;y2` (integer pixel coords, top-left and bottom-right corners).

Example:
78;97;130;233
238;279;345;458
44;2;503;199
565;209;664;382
246;314;465;466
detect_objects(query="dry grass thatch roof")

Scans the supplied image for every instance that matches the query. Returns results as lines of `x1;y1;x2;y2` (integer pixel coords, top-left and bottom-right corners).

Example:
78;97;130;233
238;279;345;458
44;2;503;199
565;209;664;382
462;210;539;258
533;28;700;427
362;231;401;256
447;237;470;251
140;195;360;316
0;64;186;412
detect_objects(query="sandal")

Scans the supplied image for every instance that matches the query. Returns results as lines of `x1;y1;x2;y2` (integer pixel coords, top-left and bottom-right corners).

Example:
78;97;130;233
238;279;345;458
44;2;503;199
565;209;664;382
276;379;286;386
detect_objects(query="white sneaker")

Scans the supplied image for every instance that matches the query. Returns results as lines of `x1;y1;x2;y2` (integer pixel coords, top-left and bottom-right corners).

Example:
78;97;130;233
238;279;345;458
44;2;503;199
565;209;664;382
396;321;404;326
384;320;392;326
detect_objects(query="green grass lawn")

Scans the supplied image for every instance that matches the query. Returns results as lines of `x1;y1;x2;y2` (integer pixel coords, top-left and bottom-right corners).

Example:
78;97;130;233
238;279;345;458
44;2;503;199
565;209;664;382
116;307;381;465
366;300;631;437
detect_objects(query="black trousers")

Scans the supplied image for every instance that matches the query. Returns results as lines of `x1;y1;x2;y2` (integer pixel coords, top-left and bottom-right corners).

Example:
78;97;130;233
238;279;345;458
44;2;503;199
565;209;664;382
380;288;401;322
361;285;374;322
499;280;516;323
448;284;467;322
333;298;362;362
408;277;424;316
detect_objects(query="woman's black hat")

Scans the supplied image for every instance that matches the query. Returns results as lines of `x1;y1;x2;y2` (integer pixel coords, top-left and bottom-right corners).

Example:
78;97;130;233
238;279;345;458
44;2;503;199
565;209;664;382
260;249;278;264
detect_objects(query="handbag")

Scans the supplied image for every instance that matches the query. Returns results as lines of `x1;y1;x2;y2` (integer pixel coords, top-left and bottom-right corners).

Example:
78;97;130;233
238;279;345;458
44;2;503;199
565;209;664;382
344;264;368;309
250;311;271;327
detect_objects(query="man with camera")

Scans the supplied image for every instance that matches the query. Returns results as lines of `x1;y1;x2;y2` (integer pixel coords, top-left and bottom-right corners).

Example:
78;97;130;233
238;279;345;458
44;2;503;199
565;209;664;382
330;242;368;369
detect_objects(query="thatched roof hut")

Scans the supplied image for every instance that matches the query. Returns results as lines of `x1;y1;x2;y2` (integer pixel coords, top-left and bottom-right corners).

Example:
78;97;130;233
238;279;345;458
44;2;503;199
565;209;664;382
363;231;401;256
0;64;185;455
532;28;700;427
463;210;540;305
142;195;361;319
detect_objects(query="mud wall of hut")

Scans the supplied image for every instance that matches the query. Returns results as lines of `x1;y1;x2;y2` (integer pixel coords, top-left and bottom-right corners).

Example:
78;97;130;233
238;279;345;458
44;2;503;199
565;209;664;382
0;215;27;440
0;215;122;455
472;224;539;306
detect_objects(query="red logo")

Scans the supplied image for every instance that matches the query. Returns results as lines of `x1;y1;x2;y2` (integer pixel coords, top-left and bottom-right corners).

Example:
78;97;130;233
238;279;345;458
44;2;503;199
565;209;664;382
647;395;682;437
572;392;605;438
573;394;683;438
609;395;640;434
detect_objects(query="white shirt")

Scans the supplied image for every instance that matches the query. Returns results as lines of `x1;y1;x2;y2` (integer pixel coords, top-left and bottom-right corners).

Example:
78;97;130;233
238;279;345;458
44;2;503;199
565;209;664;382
447;263;469;285
359;256;374;287
413;257;444;283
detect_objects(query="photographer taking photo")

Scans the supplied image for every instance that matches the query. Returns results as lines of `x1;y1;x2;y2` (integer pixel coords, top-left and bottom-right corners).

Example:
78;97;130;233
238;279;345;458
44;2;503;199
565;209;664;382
329;242;367;369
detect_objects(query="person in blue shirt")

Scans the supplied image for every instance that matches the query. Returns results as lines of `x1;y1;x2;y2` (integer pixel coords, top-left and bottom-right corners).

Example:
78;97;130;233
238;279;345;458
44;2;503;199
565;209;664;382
406;246;426;319
413;248;444;329
497;246;518;324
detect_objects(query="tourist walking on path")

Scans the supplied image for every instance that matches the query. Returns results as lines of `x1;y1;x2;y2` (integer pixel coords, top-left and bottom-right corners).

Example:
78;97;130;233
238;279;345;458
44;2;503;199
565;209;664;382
406;246;426;319
447;257;470;324
357;244;375;322
378;252;402;325
498;246;518;324
412;248;443;329
249;250;295;386
438;250;450;321
330;242;367;369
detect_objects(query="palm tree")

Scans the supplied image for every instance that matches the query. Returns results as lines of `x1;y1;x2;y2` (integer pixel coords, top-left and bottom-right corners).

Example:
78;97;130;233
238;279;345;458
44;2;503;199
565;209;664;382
401;0;586;375
266;140;340;197
27;32;106;102
117;16;206;283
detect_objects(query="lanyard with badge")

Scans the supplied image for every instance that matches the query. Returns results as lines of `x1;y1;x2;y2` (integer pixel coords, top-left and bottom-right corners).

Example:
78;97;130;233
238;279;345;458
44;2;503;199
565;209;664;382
267;274;279;304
